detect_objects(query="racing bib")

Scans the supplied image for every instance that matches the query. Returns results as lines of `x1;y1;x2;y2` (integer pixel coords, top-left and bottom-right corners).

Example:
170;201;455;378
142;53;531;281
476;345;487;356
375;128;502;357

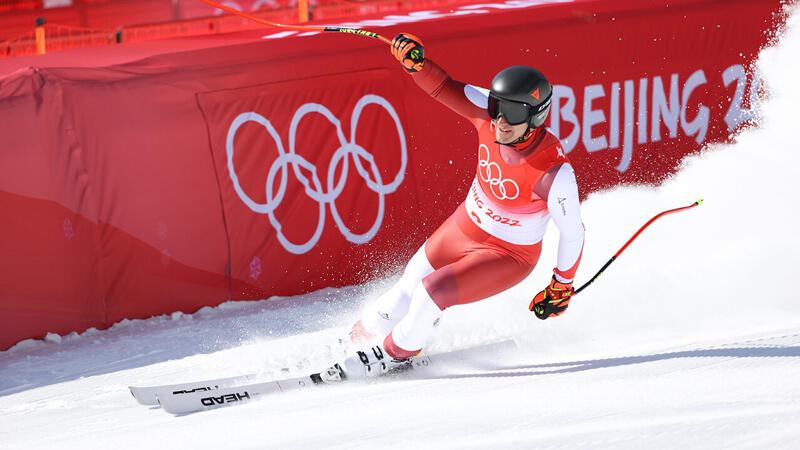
464;178;550;245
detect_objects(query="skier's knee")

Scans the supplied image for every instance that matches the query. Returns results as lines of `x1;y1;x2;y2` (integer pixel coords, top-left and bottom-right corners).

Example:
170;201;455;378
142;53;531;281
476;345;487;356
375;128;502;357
422;268;458;310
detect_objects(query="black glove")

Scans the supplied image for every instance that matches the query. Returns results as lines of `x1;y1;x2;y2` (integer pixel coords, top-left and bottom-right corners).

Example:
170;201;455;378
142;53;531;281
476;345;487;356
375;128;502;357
529;276;574;320
391;33;425;73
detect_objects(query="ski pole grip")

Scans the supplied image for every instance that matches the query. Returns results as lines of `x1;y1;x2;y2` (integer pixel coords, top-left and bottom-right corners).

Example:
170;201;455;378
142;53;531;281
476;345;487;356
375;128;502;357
573;257;614;296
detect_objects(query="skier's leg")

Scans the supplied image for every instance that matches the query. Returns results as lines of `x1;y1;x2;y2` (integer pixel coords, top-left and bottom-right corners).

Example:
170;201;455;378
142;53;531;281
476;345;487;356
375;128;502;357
385;247;538;357
359;244;435;338
384;282;443;357
358;204;476;339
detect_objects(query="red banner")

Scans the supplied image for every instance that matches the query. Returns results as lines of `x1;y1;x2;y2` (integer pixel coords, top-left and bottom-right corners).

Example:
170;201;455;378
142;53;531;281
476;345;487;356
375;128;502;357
197;69;418;298
0;0;786;349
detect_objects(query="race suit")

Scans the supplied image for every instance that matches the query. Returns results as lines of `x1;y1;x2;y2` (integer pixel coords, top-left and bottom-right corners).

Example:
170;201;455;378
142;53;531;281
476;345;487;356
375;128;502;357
363;60;585;358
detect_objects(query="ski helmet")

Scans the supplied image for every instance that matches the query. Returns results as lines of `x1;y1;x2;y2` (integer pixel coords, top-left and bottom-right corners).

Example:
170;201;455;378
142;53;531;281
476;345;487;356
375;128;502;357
488;65;552;128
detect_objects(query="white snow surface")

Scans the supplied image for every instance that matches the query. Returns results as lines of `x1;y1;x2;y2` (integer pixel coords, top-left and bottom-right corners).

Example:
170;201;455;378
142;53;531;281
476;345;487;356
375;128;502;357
3;5;800;449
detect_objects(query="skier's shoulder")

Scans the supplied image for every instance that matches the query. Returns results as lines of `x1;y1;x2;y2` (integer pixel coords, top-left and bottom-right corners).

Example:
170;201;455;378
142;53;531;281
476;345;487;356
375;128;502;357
463;83;490;108
539;127;567;157
528;128;570;168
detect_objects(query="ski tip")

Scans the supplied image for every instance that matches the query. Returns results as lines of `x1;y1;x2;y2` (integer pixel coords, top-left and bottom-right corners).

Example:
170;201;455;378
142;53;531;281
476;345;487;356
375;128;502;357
155;395;185;416
128;386;161;406
696;199;704;206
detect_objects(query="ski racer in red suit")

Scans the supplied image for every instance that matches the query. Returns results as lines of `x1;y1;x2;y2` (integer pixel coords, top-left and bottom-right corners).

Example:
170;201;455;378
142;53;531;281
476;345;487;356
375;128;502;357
326;34;585;380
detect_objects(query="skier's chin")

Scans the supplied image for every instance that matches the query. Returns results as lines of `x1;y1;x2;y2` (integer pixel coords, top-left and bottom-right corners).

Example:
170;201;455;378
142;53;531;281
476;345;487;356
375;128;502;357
495;131;516;144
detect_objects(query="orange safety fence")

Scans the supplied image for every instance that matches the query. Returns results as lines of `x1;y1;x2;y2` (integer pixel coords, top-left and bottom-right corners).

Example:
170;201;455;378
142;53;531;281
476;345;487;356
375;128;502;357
0;0;471;58
0;3;304;57
1;22;115;57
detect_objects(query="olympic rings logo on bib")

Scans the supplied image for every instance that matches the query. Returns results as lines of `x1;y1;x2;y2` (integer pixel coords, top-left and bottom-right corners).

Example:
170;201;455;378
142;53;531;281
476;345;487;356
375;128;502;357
226;95;407;255
477;144;519;200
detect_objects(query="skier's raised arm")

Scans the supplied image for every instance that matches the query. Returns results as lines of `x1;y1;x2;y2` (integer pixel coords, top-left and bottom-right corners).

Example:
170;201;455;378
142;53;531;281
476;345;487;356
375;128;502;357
390;34;487;128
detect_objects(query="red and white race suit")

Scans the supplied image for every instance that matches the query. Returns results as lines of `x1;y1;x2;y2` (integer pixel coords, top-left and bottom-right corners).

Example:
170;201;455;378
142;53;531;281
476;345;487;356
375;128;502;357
363;60;585;358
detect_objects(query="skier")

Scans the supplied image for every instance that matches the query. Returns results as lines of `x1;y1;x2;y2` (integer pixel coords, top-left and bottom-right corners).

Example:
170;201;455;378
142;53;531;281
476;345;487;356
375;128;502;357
328;34;586;380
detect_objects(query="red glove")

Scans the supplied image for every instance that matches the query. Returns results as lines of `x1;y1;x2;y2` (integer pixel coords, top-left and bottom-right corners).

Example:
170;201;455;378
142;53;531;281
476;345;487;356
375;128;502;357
529;276;574;320
391;33;425;73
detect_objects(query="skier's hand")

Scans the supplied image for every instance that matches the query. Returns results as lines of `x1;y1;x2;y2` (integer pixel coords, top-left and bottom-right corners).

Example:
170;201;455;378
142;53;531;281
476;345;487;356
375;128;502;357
391;33;425;73
529;276;573;319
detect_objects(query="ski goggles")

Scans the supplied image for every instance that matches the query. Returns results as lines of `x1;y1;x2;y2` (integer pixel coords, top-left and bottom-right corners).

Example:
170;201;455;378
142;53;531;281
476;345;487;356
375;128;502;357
487;95;532;125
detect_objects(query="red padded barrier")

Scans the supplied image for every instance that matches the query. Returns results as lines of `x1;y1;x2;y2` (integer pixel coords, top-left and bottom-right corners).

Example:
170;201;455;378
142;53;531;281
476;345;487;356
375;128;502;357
0;0;786;349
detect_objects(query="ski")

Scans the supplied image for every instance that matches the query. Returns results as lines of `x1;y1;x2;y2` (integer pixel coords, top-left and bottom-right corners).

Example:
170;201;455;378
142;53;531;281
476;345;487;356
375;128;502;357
129;373;258;406
156;376;311;415
153;339;517;415
155;356;431;415
130;333;361;406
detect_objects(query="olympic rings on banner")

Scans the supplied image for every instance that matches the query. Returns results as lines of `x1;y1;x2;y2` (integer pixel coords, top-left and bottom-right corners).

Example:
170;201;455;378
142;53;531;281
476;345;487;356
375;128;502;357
477;144;519;200
226;95;407;255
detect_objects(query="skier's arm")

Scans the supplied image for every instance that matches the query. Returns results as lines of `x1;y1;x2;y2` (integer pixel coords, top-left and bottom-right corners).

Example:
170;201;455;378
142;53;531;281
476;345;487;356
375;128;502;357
529;163;584;320
544;164;585;283
411;61;489;126
390;34;487;126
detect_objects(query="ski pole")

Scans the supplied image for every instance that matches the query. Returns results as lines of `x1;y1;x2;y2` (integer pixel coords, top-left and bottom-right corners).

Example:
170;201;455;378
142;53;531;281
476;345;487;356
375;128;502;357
197;0;393;44
573;199;703;296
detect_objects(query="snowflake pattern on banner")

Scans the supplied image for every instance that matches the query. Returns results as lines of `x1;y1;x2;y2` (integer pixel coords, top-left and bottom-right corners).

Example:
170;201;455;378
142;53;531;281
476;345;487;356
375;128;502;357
249;256;262;280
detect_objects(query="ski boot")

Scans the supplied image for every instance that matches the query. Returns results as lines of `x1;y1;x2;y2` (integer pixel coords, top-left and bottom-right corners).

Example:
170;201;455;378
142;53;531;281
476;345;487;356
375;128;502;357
343;345;413;379
321;345;412;382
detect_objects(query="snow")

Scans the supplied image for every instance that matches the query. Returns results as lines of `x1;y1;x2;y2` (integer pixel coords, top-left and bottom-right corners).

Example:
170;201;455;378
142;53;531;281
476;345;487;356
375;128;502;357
2;4;800;449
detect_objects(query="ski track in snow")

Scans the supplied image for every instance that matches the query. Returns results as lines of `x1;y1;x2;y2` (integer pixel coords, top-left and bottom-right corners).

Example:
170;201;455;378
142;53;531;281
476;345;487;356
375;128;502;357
2;4;800;449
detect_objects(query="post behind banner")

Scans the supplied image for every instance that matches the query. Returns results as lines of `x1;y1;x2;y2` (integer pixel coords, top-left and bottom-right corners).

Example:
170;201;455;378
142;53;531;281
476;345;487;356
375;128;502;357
299;0;309;22
35;17;45;54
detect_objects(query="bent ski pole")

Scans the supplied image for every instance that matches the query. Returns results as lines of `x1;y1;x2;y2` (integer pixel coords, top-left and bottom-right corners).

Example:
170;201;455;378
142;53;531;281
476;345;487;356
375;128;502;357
197;0;392;44
573;200;703;296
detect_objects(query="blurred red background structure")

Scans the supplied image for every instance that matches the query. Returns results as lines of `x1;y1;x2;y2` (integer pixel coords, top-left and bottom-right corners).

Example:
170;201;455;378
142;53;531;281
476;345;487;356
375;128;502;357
1;0;473;57
0;0;786;351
